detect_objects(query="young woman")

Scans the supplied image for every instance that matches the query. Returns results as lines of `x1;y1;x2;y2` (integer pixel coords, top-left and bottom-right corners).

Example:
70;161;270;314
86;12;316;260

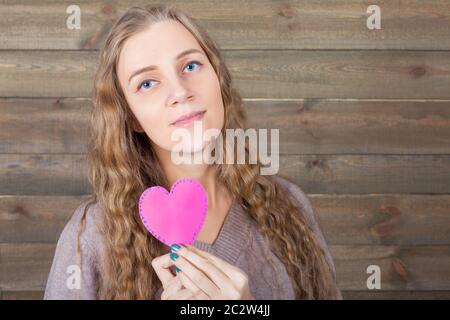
44;4;342;300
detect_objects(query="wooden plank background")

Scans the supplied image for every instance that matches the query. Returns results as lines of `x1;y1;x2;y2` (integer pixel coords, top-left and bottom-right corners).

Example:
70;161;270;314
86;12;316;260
1;0;450;300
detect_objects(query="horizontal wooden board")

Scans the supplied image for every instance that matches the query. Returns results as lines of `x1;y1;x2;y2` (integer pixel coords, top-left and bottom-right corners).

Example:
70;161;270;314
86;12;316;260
1;154;450;195
277;155;450;194
1;98;450;155
0;98;90;154
1;194;450;245
0;154;90;195
0;195;91;243
0;244;57;291
331;245;450;291
310;194;450;246
1;50;450;99
2;290;450;300
1;243;450;291
341;290;450;300
1;0;450;50
247;99;450;155
1;290;44;300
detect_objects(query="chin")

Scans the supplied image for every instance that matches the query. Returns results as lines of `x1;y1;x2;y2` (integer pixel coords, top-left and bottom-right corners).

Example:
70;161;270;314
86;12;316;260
169;139;206;154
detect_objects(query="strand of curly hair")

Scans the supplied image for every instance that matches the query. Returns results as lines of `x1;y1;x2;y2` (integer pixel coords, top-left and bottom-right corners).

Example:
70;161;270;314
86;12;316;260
76;4;340;300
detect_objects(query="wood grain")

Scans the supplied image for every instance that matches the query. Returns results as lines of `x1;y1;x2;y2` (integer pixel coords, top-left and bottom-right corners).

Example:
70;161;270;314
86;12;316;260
1;194;449;245
1;50;450;99
2;290;450;300
1;0;449;299
1;1;449;50
1;154;449;195
1;98;450;155
1;243;449;292
0;195;91;243
342;290;450;300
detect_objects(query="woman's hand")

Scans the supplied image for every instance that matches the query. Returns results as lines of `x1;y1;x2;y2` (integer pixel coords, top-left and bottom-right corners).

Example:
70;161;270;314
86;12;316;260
168;244;255;300
160;275;197;300
151;250;202;300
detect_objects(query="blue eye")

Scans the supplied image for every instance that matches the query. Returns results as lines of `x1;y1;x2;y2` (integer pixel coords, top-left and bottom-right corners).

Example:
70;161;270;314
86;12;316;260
137;60;203;92
184;60;202;73
138;79;155;92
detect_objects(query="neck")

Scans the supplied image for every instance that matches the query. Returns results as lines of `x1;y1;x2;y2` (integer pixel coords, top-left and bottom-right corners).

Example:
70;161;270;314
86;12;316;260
154;145;224;210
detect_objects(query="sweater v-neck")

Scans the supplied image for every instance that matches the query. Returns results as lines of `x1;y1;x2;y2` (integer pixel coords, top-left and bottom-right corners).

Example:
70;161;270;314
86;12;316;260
193;197;252;265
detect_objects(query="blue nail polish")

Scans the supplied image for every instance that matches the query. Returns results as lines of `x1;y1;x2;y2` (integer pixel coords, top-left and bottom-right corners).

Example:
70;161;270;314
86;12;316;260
170;252;179;261
175;267;181;273
170;244;181;252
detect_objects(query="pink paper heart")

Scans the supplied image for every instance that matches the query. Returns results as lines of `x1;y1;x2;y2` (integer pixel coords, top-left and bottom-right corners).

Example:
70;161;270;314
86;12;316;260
138;178;208;247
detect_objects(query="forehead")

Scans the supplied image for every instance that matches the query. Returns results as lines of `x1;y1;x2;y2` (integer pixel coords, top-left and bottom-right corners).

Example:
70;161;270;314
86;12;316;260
118;20;203;75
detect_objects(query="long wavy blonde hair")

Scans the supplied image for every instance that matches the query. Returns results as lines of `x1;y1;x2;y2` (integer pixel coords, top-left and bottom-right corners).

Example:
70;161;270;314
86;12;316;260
78;4;339;299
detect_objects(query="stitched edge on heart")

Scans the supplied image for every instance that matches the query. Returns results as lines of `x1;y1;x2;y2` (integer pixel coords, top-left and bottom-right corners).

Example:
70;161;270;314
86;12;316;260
138;178;208;246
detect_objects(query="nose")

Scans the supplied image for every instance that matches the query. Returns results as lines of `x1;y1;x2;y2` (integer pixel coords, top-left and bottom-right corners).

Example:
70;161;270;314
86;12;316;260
166;76;193;107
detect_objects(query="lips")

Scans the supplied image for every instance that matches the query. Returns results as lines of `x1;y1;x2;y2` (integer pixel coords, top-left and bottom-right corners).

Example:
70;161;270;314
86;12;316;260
171;110;206;126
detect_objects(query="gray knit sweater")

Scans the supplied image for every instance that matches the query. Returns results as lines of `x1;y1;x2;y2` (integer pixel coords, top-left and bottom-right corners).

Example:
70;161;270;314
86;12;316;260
44;175;342;300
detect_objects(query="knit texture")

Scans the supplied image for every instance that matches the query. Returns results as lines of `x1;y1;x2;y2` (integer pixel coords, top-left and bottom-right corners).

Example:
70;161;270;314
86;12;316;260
44;175;342;300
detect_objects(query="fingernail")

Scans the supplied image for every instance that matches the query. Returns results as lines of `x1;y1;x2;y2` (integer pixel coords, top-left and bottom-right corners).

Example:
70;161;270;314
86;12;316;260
170;244;181;252
175;267;181;273
170;252;179;261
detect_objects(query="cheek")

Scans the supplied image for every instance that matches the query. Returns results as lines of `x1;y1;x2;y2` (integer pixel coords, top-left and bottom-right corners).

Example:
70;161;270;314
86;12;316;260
136;109;173;148
205;75;225;129
207;101;224;130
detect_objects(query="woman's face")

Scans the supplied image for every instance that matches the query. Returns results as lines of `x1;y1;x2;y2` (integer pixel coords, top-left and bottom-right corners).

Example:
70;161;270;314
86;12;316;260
117;20;224;157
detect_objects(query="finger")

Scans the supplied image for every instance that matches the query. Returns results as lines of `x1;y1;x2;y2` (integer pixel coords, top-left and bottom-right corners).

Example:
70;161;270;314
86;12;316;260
176;246;234;292
169;288;196;300
178;272;210;300
151;253;176;288
160;275;183;300
186;245;241;280
170;253;221;299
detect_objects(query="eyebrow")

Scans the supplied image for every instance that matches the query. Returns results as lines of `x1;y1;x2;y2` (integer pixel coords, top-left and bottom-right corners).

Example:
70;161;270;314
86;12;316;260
127;48;204;84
